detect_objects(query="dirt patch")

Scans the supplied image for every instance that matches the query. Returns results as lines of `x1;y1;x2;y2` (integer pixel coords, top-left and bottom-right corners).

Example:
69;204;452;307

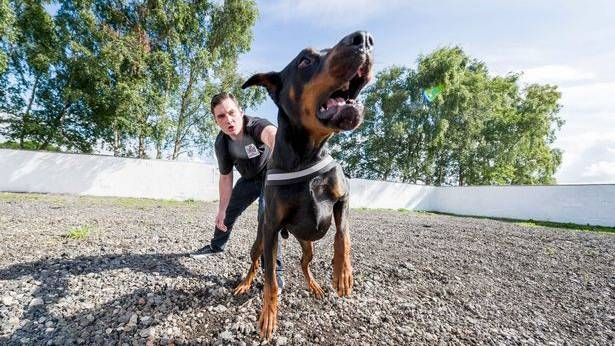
1;193;613;345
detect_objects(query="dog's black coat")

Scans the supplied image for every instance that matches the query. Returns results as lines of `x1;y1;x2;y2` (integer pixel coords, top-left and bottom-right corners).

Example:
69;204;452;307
235;31;374;339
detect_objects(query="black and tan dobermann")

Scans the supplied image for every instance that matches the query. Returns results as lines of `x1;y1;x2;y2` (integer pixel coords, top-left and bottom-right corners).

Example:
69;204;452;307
234;31;374;339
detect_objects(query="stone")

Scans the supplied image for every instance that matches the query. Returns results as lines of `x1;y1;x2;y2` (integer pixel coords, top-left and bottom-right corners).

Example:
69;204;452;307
29;297;44;307
218;330;233;341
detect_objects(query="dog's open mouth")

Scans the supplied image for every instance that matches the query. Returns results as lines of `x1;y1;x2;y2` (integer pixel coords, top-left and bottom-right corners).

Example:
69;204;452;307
317;60;371;131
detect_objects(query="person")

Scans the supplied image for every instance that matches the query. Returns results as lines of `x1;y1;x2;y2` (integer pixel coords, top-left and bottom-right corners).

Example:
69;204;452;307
191;92;284;292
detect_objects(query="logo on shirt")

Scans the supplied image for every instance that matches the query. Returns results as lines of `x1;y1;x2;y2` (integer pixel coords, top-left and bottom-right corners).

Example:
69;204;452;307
245;144;260;158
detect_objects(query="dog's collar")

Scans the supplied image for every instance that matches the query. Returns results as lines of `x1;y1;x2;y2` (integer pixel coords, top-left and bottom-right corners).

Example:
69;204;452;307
266;155;337;185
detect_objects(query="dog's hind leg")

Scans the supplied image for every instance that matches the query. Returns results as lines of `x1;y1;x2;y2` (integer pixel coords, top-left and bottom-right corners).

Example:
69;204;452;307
298;239;325;298
234;226;264;295
332;197;353;297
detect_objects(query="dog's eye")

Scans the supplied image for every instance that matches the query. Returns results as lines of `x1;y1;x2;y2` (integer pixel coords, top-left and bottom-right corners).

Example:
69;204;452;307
298;57;312;69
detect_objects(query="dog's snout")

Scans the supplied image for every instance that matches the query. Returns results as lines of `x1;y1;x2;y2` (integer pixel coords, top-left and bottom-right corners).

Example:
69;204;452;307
342;31;374;52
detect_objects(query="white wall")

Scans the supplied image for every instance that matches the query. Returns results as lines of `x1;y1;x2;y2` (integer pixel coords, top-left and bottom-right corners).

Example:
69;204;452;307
2;149;614;226
349;178;434;210
0;149;219;201
429;184;615;227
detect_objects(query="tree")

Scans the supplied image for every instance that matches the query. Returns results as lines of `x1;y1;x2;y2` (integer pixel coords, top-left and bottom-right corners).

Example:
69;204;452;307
0;0;15;73
331;47;564;185
145;0;263;159
1;0;263;158
0;0;68;149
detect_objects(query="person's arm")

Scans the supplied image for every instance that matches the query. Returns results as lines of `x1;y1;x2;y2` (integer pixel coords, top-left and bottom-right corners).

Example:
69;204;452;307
216;171;233;231
260;125;277;151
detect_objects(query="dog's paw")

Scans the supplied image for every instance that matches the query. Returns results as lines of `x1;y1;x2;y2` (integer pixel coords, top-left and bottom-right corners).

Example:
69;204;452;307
234;280;252;295
333;265;353;297
307;280;325;299
258;303;278;340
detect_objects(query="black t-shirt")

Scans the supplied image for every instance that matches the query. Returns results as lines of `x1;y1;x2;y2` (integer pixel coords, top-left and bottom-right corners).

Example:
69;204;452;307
215;115;273;180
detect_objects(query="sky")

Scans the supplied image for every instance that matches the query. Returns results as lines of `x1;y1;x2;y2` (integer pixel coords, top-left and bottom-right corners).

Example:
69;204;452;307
238;0;615;184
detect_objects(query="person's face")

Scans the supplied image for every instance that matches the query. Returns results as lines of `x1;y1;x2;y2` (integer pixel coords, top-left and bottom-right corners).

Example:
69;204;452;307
213;98;243;138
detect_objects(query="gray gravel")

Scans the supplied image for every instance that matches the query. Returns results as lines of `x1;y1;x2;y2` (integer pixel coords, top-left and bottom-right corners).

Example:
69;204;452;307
0;192;614;345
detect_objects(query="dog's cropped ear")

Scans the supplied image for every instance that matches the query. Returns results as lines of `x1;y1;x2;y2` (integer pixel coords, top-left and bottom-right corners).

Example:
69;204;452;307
242;72;282;103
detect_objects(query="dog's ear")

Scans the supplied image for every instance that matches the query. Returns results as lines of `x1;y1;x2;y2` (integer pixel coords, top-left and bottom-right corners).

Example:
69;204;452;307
242;72;282;103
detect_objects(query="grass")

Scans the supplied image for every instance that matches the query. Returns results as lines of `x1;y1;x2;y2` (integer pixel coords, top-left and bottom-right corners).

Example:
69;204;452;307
3;192;613;234
108;196;199;208
354;207;415;213
427;211;615;234
0;192;44;202
511;220;615;234
64;225;93;240
0;192;200;208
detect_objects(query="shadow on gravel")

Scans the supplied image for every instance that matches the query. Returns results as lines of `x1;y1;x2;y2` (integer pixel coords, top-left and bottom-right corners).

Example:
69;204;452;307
0;253;239;344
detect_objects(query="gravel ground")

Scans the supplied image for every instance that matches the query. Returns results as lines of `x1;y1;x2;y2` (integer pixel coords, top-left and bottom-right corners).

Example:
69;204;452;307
0;192;613;345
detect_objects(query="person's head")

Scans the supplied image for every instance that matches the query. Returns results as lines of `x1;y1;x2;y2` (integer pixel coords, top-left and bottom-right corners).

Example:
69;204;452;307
211;92;243;138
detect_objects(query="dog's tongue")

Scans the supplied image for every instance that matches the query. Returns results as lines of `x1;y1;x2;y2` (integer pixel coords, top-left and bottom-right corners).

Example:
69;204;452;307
319;97;357;120
326;97;346;109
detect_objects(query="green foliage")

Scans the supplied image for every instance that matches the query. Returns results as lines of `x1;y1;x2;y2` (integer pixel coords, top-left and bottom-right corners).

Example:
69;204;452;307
0;0;263;158
0;0;15;72
0;140;60;151
110;196;200;208
64;225;92;240
331;47;564;185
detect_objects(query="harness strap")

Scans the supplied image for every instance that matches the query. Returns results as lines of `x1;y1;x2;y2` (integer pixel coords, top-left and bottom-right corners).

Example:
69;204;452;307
266;155;337;185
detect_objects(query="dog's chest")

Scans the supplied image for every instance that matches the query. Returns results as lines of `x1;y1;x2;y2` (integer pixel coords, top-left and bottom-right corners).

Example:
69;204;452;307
285;169;347;240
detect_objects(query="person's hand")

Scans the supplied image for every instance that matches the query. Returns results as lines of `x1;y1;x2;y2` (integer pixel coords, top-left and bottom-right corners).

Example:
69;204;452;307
215;210;228;232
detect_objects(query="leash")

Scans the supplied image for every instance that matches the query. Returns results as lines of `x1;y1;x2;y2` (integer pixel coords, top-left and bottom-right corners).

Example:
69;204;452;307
265;155;337;185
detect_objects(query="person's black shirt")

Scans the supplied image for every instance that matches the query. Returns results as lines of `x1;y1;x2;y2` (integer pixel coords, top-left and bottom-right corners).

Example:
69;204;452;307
214;115;273;180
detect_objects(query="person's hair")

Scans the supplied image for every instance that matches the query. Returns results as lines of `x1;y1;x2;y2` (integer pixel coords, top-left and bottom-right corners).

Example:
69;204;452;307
210;92;239;115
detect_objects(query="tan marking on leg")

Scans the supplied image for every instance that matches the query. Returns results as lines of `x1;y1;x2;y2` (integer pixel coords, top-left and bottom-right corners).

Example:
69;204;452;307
299;240;325;298
332;230;353;296
234;257;260;295
332;200;353;297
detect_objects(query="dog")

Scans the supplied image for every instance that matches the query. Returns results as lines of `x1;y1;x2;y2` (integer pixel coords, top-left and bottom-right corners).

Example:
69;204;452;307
234;31;374;339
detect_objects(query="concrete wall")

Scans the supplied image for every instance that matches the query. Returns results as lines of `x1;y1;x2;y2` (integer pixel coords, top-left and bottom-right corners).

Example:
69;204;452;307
2;149;614;226
429;184;615;227
349;178;434;210
0;149;219;201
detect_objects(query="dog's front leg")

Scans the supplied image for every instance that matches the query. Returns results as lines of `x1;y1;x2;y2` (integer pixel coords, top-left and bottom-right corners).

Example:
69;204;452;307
332;197;353;296
258;222;280;340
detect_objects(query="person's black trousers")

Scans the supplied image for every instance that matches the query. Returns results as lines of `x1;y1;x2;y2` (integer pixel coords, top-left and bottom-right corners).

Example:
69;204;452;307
210;173;283;275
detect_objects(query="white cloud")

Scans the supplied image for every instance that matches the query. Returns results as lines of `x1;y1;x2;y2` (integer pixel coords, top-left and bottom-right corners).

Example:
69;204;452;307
483;47;547;73
559;82;615;113
520;65;595;85
262;0;410;26
582;161;615;179
555;134;615;184
535;77;615;184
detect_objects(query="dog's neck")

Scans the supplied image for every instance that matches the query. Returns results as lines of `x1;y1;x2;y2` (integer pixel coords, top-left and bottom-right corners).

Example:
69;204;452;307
269;110;332;172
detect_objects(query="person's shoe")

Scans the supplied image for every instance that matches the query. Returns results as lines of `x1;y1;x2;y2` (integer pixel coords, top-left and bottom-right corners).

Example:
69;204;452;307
276;275;285;296
190;245;223;259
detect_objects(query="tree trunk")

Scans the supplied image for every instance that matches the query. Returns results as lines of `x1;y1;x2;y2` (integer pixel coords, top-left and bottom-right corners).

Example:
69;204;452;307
171;70;195;160
113;122;121;157
38;103;70;151
155;141;162;159
20;74;41;148
138;133;146;158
